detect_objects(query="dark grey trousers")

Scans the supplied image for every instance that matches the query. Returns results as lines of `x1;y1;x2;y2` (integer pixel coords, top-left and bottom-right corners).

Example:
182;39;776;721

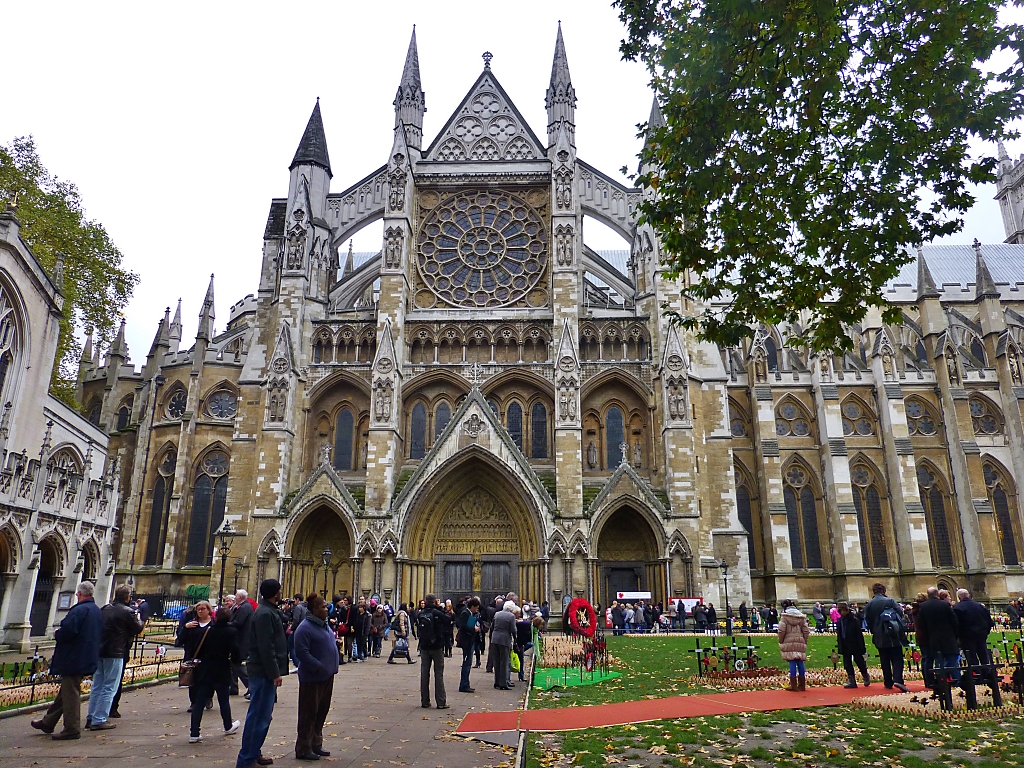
420;648;446;707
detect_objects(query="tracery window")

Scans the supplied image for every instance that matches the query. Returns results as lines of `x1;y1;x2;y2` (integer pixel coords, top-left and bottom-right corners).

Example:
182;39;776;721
166;389;188;420
841;399;875;437
0;282;19;403
531;402;548;459
415;190;548;309
334;408;354;471
116;404;131;432
764;336;779;372
206;390;237;420
507;402;524;452
969;396;1002;435
410;402;427;460
435;402;452;437
968;336;987;366
905;397;938;436
775;399;812;437
851;462;889;568
605;406;625;467
729;401;747;437
734;467;759;569
185;450;229;566
783;464;823;569
984;461;1020;566
917;464;955;568
144;449;176;566
87;401;101;426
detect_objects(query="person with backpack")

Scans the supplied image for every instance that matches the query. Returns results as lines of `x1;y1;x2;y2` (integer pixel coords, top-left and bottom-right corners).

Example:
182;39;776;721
865;582;910;692
917;586;961;684
455;596;481;692
777;599;811;692
387;603;415;664
417;594;452;709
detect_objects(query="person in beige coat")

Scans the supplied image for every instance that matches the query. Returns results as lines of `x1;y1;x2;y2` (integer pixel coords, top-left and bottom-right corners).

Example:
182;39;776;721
777;599;811;691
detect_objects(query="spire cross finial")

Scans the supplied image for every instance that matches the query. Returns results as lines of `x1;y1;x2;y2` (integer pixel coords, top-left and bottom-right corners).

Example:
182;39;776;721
482;51;493;70
470;361;483;385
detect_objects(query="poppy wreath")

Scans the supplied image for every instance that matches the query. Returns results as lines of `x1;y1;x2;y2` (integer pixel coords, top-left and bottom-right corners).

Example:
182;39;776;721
567;597;597;638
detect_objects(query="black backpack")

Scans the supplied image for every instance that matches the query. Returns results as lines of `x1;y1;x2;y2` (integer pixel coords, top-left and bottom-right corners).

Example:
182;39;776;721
416;608;436;647
390;613;402;633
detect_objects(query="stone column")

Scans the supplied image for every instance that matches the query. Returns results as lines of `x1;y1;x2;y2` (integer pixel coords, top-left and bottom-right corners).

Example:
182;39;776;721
0;573;18;636
350;557;362;599
373;557;384;595
45;576;65;639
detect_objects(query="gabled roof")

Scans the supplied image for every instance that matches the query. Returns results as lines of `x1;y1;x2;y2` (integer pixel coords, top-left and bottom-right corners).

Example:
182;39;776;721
586;459;668;518
423;69;546;162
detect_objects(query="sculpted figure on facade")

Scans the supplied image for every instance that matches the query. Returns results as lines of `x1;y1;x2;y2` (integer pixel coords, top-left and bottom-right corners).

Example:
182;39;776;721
373;379;393;422
945;347;961;386
555;162;573;210
384;227;404;270
586;440;597;469
286;210;307;271
1009;345;1022;385
555;224;574;267
388;154;407;212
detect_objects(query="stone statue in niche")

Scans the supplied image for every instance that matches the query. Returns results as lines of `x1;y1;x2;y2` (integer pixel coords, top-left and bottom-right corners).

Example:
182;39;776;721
618;442;629;466
319;442;331;466
586;440;597;469
373;381;392;422
881;348;895;380
361;438;368;469
818;355;831;382
633;440;642;469
1009;347;1022;385
286;210;307;271
753;352;767;383
946;352;960;386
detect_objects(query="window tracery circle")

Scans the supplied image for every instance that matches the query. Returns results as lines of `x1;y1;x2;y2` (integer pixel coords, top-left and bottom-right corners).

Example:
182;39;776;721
906;398;937;436
200;451;229;477
166;390;187;419
206;391;237;420
841;400;874;436
417;190;547;308
775;401;811;437
969;396;1001;435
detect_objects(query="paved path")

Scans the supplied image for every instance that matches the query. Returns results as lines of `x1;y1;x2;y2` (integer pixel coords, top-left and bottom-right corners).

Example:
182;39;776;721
458;680;926;733
0;654;522;768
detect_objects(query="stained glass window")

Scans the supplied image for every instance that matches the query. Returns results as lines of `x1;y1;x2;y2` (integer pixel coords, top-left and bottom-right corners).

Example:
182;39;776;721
206;391;237;420
736;484;756;568
335;409;354;471
984;461;1019;566
167;390;188;419
776;400;812;437
606;406;625;468
784;465;823;569
918;465;954;567
507;402;523;451
969;396;1001;435
410;402;427;459
851;463;889;568
841;399;874;436
531;402;548;459
186;453;228;566
905;398;938;436
435;402;452;437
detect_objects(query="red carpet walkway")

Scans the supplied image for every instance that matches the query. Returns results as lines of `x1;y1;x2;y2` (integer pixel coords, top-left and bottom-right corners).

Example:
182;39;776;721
457;681;925;734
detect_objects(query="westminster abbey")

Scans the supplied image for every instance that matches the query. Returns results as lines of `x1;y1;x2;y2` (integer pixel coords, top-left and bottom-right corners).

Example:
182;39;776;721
64;26;1024;619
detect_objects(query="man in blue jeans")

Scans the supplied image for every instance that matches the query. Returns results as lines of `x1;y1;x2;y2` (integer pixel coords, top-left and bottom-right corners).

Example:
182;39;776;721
237;579;288;768
454;596;481;693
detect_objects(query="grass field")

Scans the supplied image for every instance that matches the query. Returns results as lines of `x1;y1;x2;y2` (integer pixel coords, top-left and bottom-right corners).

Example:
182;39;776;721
527;633;1024;767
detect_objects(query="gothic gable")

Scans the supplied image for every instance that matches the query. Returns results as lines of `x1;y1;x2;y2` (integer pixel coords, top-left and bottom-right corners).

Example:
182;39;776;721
423;71;545;163
586;460;668;519
282;461;363;519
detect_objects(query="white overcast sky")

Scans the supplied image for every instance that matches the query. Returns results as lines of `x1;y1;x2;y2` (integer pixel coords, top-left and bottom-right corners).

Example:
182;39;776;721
0;1;1017;361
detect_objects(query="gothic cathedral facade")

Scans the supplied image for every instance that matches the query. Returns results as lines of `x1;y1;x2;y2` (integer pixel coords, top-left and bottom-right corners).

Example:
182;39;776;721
80;27;1024;612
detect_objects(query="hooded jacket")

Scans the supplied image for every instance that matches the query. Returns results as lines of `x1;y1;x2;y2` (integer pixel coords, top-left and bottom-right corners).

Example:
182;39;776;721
777;607;810;661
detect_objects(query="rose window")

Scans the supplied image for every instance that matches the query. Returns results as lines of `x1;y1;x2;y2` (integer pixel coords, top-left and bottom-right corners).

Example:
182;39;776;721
417;190;547;308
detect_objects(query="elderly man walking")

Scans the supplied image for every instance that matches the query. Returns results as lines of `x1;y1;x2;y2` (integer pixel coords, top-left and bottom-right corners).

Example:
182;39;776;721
31;581;103;740
88;584;142;730
953;588;994;668
917;586;961;683
230;589;254;697
490;600;516;690
236;579;289;768
293;593;339;761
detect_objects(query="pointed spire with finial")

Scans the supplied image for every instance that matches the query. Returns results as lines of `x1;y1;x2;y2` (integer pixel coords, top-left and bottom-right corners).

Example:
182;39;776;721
974;239;1000;300
197;275;215;341
168;298;182;353
80;327;94;363
546;22;576;146
916;246;940;301
344;240;355;276
394;26;426;150
109;318;128;359
148;311;169;355
290;99;332;177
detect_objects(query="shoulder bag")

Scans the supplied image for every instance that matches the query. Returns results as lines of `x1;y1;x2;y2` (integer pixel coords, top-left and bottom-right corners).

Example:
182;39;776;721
178;625;212;687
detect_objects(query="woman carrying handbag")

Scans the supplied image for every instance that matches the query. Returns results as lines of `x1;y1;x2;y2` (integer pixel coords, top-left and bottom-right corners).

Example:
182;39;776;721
184;605;241;743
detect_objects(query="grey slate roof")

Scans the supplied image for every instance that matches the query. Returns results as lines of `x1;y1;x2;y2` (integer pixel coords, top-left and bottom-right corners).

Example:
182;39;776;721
886;243;1024;297
595;249;629;275
290;100;332;176
264;200;287;239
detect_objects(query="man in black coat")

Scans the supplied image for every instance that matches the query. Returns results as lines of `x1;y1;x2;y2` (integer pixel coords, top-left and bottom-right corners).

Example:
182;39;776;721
31;581;102;740
953;588;994;667
610;602;625;636
88;584;143;730
236;579;288;768
916;587;961;683
865;582;909;691
418;594;452;709
229;589;254;696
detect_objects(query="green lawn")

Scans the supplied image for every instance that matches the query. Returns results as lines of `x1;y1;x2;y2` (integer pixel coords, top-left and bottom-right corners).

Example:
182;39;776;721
528;632;1024;768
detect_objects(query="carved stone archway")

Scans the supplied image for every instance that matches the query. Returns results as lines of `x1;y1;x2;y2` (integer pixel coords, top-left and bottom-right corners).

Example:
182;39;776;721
594;504;665;608
400;456;543;607
285;505;354;600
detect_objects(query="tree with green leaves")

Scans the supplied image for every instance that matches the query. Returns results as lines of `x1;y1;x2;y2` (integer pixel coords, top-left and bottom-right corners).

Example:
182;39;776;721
616;0;1024;353
0;136;138;406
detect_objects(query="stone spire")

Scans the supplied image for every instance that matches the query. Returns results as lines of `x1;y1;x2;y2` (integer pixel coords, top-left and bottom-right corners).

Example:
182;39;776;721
344;239;354;276
546;21;576;147
916;247;940;301
80;327;94;364
974;239;1000;300
999;138;1012;169
648;95;666;134
290;99;332;178
394;26;426;150
109;318;128;360
168;298;182;354
144;312;170;379
197;275;215;341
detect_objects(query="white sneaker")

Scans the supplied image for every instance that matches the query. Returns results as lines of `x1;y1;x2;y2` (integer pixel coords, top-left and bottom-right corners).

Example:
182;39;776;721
225;720;240;735
189;735;202;743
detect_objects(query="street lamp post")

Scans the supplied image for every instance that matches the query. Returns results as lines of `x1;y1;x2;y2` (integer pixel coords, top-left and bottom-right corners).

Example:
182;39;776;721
216;520;235;602
720;559;732;636
320;547;333;599
128;373;165;584
233;557;244;592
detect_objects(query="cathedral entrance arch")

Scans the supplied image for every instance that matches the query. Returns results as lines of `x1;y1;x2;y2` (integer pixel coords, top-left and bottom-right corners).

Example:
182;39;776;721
594;505;664;607
401;457;542;607
30;538;61;637
285;505;353;600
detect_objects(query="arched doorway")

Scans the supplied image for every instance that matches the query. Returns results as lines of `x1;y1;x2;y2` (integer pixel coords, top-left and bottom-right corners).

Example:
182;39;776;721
30;539;61;636
286;506;353;600
596;505;663;606
402;457;543;607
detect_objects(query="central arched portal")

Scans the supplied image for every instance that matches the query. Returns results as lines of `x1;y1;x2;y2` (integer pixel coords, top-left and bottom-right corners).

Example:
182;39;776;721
402;458;543;607
285;506;353;600
595;505;664;607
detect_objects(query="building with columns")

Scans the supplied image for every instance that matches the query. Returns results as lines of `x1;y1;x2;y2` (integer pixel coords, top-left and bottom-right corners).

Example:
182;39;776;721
0;206;120;652
81;26;1024;613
